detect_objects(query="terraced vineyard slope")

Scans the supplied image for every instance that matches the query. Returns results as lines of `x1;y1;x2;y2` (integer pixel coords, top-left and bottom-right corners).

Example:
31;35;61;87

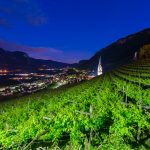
0;59;150;149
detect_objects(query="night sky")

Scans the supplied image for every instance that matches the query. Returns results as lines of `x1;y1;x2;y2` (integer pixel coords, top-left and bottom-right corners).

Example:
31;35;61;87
0;0;150;63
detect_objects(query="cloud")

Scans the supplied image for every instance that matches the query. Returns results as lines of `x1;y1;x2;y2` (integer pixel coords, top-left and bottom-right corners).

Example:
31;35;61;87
0;0;48;27
0;39;84;63
0;17;13;28
0;18;8;26
13;0;30;3
0;39;63;59
0;7;13;15
26;15;47;26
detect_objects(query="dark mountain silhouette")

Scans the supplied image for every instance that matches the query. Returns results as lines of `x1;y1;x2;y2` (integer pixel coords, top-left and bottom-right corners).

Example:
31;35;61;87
1;28;150;73
0;48;73;72
78;28;150;72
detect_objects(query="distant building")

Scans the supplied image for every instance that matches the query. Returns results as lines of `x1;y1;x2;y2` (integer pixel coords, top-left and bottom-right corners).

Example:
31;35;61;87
133;51;138;60
97;56;103;76
88;70;96;78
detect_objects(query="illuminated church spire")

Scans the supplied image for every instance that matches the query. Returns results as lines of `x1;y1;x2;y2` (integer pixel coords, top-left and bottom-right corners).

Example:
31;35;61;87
97;56;103;76
133;51;138;60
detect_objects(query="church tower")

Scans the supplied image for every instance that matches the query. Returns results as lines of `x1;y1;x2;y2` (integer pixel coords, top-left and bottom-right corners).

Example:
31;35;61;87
97;56;103;76
133;51;138;60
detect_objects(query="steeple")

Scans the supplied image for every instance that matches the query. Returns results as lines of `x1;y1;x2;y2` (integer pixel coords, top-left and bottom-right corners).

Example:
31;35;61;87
97;56;103;76
133;51;138;60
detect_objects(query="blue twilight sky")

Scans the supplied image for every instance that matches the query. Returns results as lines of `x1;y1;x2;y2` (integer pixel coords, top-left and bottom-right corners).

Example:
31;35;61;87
0;0;150;63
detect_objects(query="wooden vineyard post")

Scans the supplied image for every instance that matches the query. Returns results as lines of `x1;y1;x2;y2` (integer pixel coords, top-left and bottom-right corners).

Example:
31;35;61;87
137;127;141;142
123;86;125;98
138;74;141;88
125;85;128;106
88;105;93;150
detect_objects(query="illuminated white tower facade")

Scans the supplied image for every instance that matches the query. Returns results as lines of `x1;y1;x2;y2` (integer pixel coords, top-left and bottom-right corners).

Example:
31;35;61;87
133;51;138;60
97;56;103;76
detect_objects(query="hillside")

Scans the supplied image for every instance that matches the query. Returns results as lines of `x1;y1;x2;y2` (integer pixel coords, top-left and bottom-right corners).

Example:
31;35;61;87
0;48;73;71
78;28;150;72
0;59;150;149
1;28;150;73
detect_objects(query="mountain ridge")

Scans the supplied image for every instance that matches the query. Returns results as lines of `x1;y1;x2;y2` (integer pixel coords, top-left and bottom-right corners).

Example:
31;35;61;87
0;48;74;71
0;28;150;73
78;28;150;72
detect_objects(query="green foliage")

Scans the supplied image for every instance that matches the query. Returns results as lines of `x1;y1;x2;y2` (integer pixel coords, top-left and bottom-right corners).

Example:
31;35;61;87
0;59;150;149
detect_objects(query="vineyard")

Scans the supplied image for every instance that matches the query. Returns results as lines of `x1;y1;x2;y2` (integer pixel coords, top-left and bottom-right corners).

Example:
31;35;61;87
0;59;150;150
